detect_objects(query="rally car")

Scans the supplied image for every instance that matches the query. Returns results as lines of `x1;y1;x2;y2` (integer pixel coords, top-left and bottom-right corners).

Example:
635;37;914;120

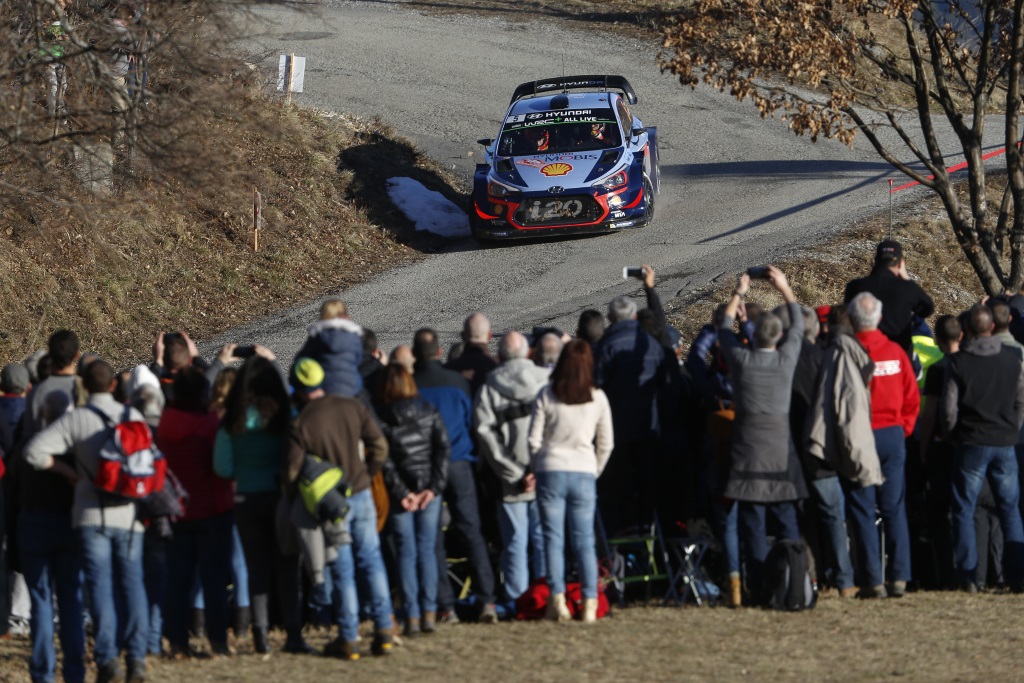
470;75;660;241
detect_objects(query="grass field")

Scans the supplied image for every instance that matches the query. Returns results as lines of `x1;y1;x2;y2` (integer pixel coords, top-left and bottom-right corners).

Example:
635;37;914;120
1;592;1021;682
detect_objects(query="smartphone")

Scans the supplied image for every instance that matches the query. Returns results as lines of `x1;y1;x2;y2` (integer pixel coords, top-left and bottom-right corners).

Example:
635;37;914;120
623;267;644;280
234;345;256;359
746;266;771;279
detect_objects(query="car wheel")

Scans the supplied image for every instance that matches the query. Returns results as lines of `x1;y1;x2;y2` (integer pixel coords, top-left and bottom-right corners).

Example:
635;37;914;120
642;176;655;226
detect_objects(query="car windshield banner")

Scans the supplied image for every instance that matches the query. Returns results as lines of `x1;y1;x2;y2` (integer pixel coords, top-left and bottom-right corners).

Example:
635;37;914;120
499;109;620;155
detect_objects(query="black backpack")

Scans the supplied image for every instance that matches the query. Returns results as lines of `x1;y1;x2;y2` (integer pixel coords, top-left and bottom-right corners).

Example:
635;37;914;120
761;539;817;611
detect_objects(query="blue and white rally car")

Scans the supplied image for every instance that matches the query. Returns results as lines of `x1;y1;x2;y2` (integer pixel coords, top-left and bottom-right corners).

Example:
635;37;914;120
470;75;660;241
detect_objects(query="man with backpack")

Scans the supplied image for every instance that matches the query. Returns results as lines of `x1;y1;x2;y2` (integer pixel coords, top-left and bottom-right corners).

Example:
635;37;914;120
24;360;151;683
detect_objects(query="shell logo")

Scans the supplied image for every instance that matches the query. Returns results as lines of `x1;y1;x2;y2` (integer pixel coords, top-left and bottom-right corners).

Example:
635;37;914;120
540;163;573;177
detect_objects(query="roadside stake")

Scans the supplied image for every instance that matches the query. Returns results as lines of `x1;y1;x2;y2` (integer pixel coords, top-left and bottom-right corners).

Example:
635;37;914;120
253;187;262;252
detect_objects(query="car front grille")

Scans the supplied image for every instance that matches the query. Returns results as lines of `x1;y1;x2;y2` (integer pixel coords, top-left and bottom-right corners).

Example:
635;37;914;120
514;195;604;226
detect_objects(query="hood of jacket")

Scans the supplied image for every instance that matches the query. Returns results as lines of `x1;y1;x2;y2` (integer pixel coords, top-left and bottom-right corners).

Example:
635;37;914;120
854;328;892;357
307;317;363;351
832;333;874;385
486;358;551;402
963;335;1004;357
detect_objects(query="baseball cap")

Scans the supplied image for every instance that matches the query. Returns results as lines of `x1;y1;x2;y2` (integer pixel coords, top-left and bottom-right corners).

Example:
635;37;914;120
290;357;325;393
1;363;30;394
816;305;831;328
875;239;903;264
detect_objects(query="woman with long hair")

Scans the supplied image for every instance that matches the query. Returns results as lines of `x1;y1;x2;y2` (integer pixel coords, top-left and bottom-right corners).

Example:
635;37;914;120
376;364;449;636
212;352;308;654
157;366;234;657
527;339;613;623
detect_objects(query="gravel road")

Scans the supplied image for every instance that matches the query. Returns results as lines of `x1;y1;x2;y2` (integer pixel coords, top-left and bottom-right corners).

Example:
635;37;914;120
222;0;926;357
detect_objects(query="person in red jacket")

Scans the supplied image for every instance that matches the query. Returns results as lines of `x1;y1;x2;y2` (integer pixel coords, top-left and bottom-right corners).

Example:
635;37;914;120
847;292;920;598
156;367;235;657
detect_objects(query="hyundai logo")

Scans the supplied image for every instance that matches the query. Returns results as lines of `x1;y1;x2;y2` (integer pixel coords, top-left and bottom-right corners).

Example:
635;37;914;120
548;186;564;194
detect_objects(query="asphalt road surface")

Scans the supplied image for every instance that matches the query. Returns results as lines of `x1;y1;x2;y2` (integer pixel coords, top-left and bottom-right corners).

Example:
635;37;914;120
222;0;934;357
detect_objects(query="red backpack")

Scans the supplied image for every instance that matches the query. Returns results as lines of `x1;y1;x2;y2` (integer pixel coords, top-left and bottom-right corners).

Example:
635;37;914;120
87;406;167;500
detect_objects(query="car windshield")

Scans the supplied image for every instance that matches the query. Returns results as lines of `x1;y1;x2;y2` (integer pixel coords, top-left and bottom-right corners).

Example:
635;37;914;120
497;108;620;156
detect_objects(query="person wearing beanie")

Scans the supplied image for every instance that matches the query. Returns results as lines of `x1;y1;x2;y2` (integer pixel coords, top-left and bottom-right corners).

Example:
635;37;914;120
286;358;394;660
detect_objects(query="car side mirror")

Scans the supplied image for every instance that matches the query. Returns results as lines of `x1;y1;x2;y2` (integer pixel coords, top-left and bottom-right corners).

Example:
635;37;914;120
477;138;494;147
630;127;647;137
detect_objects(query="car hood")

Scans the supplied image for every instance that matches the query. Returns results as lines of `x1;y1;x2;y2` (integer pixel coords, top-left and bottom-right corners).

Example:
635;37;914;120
503;151;615;190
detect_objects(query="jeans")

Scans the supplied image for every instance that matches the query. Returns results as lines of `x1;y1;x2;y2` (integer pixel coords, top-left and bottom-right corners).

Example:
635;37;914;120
437;460;495;604
19;511;85;683
78;525;148;667
951;444;1024;586
234;493;301;641
737;501;800;590
193;524;250;611
497;499;547;601
844;426;912;586
391;496;442;619
809;477;855;590
142;530;167;655
712;499;740;575
537;471;599;599
333;488;393;642
165;512;233;648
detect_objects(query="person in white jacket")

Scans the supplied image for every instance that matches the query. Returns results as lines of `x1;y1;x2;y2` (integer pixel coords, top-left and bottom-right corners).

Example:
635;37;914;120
527;339;613;623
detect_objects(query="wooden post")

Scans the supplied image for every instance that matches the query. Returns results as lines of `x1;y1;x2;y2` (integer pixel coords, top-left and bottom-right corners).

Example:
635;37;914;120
286;53;294;105
253;187;262;252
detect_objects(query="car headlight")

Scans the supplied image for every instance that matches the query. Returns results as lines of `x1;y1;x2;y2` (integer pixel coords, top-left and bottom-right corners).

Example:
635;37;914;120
593;170;627;191
488;179;518;198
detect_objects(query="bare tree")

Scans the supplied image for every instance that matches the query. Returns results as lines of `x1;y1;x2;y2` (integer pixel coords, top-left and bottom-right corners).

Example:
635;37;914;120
660;0;1024;295
0;0;274;220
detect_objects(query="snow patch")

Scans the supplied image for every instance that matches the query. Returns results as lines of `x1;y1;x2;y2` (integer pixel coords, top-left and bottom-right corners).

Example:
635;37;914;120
386;177;470;238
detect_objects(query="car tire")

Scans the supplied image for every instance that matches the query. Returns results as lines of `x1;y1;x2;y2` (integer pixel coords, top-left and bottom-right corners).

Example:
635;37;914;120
642;176;655;226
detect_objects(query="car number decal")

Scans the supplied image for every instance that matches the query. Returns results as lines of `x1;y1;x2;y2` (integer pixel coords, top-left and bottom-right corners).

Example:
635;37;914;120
527;198;585;220
540;163;572;176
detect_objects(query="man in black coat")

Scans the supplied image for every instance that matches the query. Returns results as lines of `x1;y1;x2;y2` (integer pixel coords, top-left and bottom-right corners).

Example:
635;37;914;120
844;240;934;357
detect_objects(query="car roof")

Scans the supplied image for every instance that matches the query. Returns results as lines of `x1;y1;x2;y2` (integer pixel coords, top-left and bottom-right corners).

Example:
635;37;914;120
506;91;619;118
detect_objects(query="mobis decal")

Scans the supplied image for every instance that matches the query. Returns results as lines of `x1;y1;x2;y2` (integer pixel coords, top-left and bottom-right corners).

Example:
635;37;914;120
540;163;573;177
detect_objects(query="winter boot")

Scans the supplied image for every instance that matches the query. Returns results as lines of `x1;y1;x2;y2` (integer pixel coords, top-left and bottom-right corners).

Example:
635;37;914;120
545;593;571;622
728;573;742;608
582;598;599;623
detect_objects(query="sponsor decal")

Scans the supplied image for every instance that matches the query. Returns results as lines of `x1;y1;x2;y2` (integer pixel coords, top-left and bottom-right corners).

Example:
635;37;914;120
507;114;527;123
611;210;626;218
540;163;572;177
515;158;547;169
874;360;902;377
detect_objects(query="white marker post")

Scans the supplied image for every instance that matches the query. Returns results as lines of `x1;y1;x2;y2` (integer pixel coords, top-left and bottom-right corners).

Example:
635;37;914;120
278;54;306;104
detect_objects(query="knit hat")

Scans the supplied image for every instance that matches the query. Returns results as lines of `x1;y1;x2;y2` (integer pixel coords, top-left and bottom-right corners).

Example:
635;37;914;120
290;357;325;393
0;363;29;394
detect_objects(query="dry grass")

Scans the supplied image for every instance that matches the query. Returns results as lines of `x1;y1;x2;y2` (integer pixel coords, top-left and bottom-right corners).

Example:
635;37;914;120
0;592;1021;682
0;94;469;368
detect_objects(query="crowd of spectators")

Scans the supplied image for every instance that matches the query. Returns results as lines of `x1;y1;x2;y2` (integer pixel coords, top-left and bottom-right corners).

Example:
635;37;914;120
1;240;1023;682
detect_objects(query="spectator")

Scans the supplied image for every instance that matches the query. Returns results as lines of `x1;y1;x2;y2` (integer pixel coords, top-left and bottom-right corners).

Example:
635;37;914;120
359;328;387;396
527;340;613;623
918;315;964;588
533;332;563;370
212;352;305;654
446;312;498;397
157;367;234;657
575;309;605;346
939;304;1024;592
848;292;920;598
0;363;29;454
376;364;449;637
990;299;1024;368
843;240;935;356
475;331;550;604
24;360;148;683
24;330;79;435
294;299;364;398
286;358;393;659
718;267;807;595
805;306;880;599
412;328;498;623
593;292;670;533
390;345;415;375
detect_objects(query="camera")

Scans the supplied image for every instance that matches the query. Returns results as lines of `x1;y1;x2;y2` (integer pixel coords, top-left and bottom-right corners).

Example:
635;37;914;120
623;267;644;280
746;266;771;279
234;345;256;359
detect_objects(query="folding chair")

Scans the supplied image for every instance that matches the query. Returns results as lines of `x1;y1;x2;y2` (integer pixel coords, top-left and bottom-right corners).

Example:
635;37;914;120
597;509;672;606
662;537;718;606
